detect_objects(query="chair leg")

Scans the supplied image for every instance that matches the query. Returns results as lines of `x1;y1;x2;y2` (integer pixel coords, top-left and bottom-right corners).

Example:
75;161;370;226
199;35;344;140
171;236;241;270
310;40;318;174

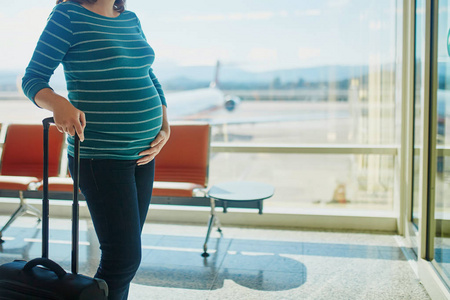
202;214;215;257
22;201;41;220
202;198;218;257
0;191;41;243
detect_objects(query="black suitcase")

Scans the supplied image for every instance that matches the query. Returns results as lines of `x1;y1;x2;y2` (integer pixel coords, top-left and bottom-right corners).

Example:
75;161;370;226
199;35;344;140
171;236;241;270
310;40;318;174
0;117;108;299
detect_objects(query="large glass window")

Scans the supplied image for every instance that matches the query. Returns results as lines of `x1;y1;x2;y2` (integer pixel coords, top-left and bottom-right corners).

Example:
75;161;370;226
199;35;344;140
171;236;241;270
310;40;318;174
148;0;399;212
433;0;450;288
412;0;426;227
0;0;399;213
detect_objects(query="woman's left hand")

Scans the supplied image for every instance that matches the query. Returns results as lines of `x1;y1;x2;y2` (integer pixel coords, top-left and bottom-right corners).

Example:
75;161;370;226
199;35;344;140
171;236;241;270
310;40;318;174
137;127;170;166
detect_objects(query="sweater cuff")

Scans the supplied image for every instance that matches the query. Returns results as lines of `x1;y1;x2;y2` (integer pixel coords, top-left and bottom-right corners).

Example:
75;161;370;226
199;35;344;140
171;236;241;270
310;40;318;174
27;83;53;105
159;94;167;107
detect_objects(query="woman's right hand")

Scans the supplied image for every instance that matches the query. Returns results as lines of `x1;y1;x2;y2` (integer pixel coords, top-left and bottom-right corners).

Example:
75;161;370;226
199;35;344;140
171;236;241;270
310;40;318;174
34;88;86;142
53;99;86;142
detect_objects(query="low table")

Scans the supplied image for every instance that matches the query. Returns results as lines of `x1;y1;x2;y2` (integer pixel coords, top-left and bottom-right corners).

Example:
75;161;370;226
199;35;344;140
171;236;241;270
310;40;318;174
202;181;274;257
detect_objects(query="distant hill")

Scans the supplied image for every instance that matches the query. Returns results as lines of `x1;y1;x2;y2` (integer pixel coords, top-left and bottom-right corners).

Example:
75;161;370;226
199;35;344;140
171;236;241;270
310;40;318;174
0;64;370;92
155;64;369;84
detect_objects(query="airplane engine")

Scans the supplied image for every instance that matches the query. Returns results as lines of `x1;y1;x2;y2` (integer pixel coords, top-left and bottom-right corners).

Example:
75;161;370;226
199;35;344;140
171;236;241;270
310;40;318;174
224;95;241;112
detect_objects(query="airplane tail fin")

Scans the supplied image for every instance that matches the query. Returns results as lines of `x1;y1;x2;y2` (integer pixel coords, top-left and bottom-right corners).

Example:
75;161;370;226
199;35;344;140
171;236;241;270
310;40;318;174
210;60;220;88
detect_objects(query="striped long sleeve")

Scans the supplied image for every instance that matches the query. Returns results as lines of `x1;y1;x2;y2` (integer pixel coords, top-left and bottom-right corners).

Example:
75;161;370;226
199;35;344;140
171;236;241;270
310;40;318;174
22;6;73;103
22;2;166;160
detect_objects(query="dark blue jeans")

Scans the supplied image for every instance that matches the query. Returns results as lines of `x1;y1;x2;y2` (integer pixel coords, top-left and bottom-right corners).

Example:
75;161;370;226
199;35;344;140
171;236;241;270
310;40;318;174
69;157;155;300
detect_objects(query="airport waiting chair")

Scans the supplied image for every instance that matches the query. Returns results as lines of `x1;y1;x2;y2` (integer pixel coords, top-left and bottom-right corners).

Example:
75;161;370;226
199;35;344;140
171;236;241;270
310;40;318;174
36;124;211;202
32;123;211;203
0;123;64;242
153;123;211;197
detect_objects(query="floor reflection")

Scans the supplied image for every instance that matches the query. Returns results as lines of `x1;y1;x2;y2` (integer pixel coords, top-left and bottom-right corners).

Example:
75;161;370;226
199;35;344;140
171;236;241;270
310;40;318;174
0;216;430;299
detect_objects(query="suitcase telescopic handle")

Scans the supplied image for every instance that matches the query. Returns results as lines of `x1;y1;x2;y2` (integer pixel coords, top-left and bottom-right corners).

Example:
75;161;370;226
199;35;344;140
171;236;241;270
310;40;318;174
42;117;80;275
42;117;53;260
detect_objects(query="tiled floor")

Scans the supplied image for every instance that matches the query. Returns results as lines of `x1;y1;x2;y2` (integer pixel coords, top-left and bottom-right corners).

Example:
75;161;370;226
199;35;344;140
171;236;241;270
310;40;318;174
0;216;430;300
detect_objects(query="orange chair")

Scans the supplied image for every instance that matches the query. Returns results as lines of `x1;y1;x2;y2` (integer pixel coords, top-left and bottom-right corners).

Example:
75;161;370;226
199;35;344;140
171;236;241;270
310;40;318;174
0;124;64;241
36;123;211;200
153;123;210;197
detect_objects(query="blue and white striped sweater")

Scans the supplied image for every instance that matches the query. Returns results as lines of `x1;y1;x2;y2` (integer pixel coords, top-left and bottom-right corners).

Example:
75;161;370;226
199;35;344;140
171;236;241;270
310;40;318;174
22;1;166;160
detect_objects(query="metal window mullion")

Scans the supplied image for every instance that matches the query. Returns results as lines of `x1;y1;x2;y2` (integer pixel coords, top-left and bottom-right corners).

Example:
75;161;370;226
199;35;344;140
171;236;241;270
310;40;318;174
425;0;439;262
418;0;433;260
210;144;398;155
400;0;416;236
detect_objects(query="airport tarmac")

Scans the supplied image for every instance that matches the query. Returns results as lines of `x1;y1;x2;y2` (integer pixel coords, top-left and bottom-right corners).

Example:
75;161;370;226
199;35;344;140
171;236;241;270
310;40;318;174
183;100;396;212
0;97;395;213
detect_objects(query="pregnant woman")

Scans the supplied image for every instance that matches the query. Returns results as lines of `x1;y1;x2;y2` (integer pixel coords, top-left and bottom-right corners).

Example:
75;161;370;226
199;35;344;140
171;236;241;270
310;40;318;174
22;0;169;299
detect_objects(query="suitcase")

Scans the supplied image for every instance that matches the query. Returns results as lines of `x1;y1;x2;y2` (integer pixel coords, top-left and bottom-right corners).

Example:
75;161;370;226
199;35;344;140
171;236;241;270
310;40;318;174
0;117;108;299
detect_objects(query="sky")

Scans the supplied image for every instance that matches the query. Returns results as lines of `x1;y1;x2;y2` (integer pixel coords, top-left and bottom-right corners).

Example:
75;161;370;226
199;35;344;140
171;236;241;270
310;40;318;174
0;0;397;73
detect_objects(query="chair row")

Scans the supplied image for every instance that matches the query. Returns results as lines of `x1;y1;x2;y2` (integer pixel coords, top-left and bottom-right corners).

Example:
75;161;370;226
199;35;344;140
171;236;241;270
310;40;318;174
0;122;212;240
0;122;211;192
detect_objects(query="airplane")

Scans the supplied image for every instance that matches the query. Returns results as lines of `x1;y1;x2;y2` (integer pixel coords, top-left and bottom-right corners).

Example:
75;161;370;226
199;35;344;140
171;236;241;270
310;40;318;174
165;61;241;121
164;61;349;126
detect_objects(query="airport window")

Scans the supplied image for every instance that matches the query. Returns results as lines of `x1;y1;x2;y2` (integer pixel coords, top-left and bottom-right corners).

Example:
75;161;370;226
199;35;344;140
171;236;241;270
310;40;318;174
144;0;399;212
0;0;399;212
